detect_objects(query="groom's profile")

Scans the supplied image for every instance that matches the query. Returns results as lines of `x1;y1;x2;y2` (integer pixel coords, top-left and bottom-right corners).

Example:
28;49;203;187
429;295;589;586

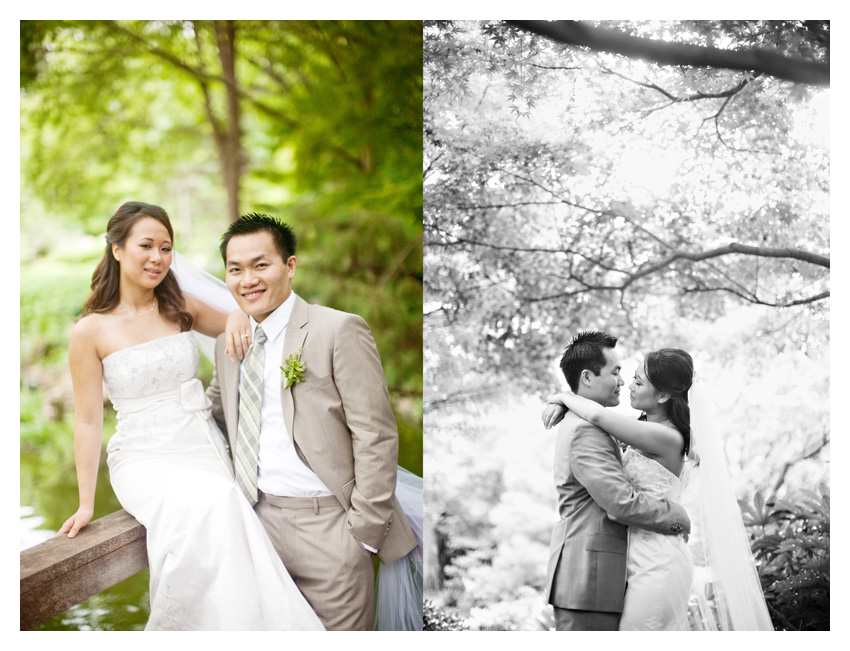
545;331;690;631
207;213;417;630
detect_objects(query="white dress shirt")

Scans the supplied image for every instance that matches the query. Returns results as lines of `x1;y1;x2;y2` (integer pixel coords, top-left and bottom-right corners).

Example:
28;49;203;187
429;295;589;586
242;292;333;498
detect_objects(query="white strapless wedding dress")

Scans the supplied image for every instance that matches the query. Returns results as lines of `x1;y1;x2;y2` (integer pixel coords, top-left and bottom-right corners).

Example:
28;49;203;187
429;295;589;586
619;447;694;631
103;331;324;631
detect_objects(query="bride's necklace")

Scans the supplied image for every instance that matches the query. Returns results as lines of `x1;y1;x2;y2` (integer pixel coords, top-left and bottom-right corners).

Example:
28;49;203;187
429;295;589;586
118;297;157;317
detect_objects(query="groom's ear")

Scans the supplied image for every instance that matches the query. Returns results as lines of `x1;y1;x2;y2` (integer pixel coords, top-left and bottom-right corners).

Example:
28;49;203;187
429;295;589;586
579;369;592;387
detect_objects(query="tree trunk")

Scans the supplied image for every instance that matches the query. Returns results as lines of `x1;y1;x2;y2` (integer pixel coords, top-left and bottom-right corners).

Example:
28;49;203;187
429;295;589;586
213;20;242;223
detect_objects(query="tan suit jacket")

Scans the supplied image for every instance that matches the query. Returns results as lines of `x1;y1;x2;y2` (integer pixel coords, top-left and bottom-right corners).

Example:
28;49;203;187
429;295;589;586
546;412;690;613
207;295;417;564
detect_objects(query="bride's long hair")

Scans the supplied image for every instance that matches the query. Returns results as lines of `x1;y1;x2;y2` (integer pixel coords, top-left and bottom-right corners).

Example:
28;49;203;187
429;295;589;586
643;348;693;456
83;202;193;332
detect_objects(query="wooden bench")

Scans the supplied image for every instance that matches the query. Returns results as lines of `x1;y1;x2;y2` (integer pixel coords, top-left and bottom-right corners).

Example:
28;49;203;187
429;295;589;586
20;510;148;630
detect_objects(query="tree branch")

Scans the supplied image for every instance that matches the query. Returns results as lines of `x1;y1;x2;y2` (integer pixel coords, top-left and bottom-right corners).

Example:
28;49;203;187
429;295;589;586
508;20;830;86
770;431;830;495
600;65;761;104
427;227;830;306
683;286;830;308
627;243;830;291
103;20;299;128
426;225;626;275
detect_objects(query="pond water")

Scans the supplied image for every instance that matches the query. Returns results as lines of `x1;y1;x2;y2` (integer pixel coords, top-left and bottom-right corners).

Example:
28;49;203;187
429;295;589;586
21;435;150;631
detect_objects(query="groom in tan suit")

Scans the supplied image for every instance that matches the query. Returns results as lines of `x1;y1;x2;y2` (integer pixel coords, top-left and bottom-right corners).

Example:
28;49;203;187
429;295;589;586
543;331;690;630
207;213;417;630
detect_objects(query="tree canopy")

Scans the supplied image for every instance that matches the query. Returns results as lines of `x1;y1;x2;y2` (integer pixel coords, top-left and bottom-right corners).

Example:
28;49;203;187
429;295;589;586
425;20;828;397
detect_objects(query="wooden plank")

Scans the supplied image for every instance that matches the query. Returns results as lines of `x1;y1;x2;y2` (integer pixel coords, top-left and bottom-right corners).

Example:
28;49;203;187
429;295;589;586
20;510;148;630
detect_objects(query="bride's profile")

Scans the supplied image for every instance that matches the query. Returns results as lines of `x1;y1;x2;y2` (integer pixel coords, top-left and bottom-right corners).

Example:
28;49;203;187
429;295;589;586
545;348;773;631
60;201;325;630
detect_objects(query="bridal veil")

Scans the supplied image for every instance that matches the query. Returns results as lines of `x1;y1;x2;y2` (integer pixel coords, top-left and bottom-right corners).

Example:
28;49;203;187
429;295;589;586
679;382;774;630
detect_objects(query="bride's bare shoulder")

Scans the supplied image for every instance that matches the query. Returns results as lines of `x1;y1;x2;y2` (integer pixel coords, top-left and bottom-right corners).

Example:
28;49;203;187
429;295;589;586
71;312;116;346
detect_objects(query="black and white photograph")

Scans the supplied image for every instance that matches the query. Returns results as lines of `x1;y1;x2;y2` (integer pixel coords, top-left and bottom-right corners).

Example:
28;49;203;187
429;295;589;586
423;20;829;631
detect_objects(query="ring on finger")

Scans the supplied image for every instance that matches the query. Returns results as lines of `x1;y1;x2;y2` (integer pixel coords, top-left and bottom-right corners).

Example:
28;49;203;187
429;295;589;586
241;334;249;339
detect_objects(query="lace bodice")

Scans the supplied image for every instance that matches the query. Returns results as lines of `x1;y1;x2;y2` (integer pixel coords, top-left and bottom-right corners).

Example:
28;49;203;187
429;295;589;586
622;447;681;501
102;331;216;438
102;331;198;401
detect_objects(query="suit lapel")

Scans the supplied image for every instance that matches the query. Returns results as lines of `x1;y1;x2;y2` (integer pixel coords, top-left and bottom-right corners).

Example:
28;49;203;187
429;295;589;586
280;295;309;440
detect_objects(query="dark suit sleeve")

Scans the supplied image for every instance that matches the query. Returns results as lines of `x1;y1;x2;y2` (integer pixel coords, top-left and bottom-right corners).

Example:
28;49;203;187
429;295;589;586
332;313;398;549
570;423;690;535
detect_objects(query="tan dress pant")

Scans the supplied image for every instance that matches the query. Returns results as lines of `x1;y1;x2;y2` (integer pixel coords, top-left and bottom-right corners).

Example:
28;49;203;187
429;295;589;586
255;493;375;631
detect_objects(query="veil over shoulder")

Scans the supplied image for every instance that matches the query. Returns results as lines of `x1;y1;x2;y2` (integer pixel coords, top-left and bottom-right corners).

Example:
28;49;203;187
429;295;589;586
679;383;773;630
171;251;237;361
171;250;424;630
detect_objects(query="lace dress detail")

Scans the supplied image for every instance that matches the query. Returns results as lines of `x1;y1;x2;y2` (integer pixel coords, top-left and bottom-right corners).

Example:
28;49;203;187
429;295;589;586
619;447;694;631
621;448;685;544
102;332;323;630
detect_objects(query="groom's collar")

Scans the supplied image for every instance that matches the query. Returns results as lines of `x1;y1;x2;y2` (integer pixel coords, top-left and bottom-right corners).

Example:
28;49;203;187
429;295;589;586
249;291;298;343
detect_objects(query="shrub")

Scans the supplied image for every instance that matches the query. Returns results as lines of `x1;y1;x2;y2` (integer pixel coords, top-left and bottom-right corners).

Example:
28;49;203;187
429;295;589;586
740;483;829;630
423;600;468;631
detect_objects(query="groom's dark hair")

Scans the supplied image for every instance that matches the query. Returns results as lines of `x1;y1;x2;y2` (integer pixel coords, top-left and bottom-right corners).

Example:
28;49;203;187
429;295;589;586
220;212;297;263
560;331;618;392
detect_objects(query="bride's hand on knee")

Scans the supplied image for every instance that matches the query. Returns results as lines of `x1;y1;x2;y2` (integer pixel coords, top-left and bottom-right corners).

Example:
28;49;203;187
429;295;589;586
59;507;94;538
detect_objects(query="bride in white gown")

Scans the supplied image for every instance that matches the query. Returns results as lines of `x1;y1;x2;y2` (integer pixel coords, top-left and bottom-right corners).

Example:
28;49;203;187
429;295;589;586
60;202;324;630
546;348;772;631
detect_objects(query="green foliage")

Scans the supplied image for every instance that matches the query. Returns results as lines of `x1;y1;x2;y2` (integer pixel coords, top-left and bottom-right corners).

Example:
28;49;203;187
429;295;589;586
21;23;423;631
20;261;91;364
21;20;423;481
741;484;830;630
423;600;468;631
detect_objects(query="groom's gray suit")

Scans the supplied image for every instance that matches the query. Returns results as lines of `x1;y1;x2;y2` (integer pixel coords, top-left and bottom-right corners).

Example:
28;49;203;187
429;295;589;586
546;412;690;630
208;295;417;630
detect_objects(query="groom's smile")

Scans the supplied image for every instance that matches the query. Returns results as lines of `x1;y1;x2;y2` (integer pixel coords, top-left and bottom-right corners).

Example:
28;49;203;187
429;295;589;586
242;288;266;301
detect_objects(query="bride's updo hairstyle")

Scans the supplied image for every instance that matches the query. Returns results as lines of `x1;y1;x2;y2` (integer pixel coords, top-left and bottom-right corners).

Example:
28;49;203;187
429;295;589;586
643;348;693;456
83;202;193;331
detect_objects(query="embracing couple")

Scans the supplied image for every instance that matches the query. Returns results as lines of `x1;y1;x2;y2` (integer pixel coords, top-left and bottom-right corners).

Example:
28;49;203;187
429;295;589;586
542;331;773;631
60;203;422;630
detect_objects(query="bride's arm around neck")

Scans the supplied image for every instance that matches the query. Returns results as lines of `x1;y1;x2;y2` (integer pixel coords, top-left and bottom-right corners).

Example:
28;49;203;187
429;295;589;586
547;391;681;457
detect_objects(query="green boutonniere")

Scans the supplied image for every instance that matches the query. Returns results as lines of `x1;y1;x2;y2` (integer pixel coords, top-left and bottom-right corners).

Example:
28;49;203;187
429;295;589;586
281;347;306;389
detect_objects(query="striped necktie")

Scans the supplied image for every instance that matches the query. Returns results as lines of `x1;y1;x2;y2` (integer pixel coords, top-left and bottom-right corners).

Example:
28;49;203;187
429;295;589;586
234;325;267;505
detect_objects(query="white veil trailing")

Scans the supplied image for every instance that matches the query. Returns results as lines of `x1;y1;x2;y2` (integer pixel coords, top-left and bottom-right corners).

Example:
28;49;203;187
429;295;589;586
375;467;424;630
171;251;238;361
679;382;774;630
170;250;424;631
